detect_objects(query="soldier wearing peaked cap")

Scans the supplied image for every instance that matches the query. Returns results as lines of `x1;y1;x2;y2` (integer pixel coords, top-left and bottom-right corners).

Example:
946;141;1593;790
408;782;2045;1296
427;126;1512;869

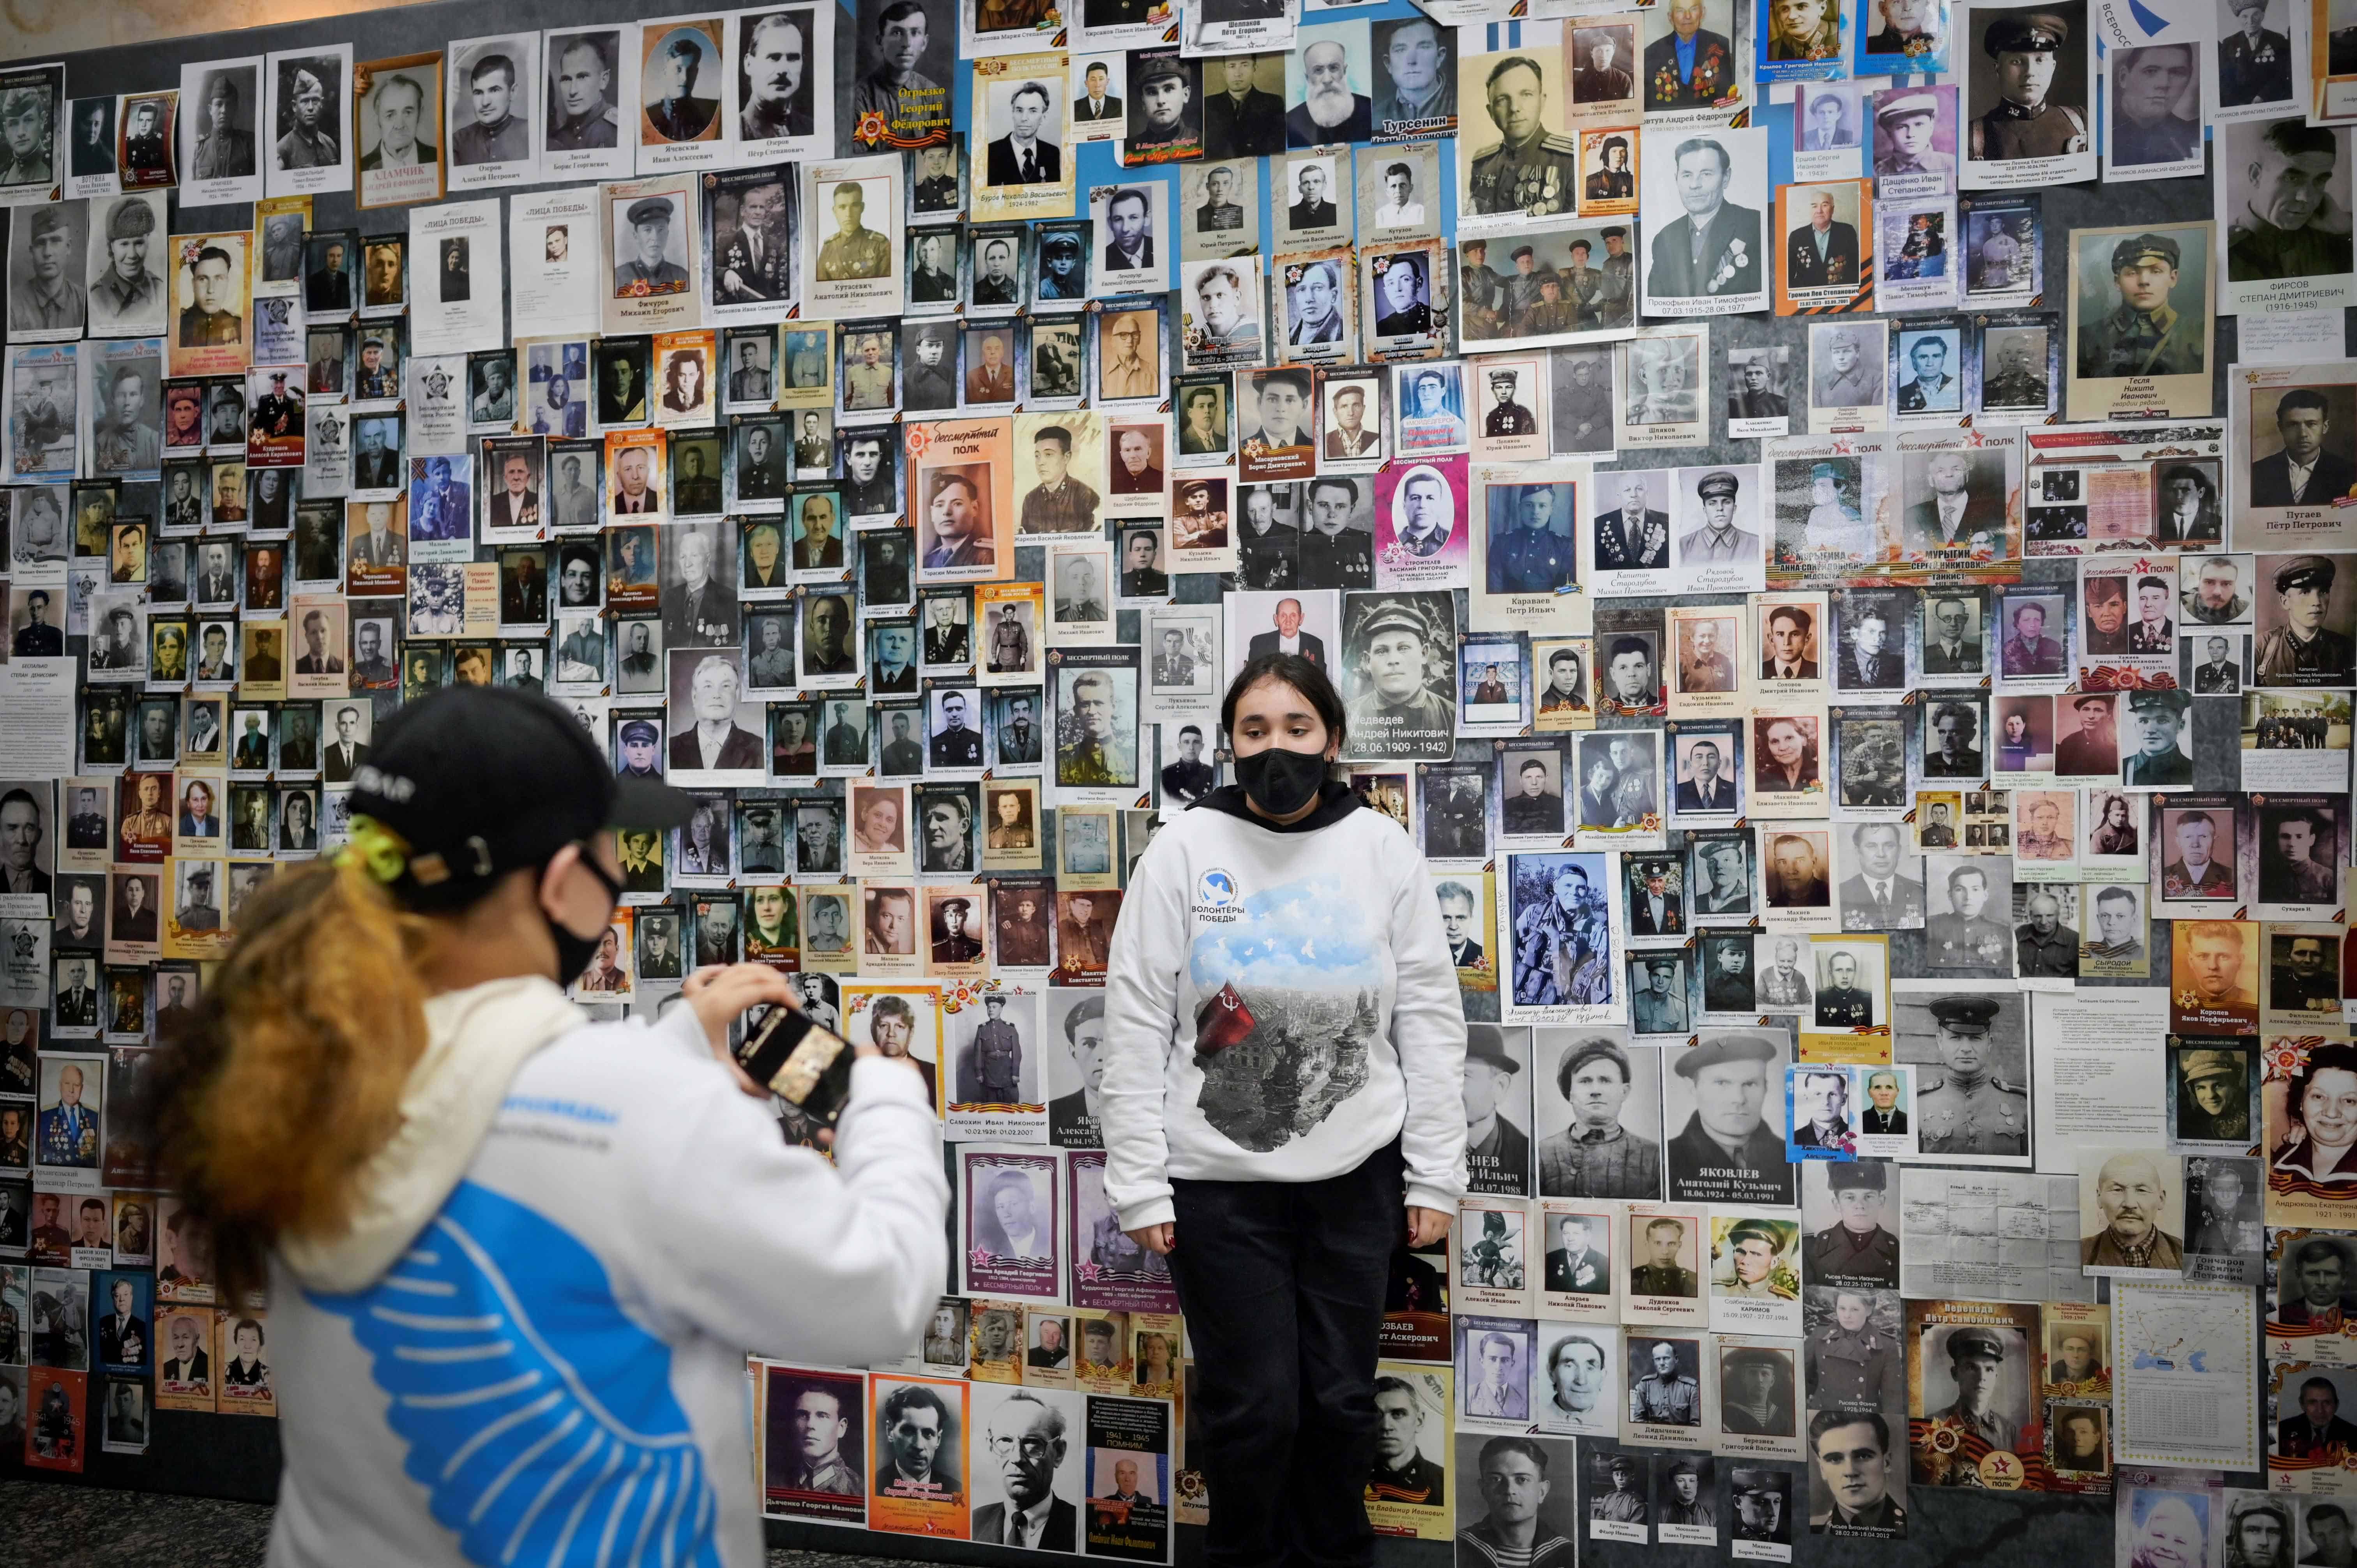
614;196;691;292
1915;996;2028;1157
1484;367;1537;437
1930;1325;2019;1454
2121;687;2195;786
2077;232;2206;381
617;718;663;778
1875;92;1954;178
1345;597;1454;741
2257;554;2356;682
1463;1025;1531;1193
1971;12;2087;161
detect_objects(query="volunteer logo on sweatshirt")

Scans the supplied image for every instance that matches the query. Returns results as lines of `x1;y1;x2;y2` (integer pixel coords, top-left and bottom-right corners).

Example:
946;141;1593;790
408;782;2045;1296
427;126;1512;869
1195;868;1240;920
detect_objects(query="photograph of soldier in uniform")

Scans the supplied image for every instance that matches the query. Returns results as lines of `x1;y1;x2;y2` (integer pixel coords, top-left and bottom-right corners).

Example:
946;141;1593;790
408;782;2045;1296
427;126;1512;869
2254;553;2357;685
1459;47;1580;217
1893;992;2029;1163
1916;1321;2032;1474
1965;7;2088;167
2069;227;2210;402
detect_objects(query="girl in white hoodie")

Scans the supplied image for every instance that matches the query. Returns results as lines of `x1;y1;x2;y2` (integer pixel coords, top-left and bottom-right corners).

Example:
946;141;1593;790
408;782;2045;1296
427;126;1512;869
151;686;948;1568
1100;651;1467;1568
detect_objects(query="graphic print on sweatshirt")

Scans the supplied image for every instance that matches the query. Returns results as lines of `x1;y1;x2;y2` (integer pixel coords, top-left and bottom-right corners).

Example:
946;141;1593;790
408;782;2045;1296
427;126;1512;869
1187;869;1382;1151
310;1179;723;1568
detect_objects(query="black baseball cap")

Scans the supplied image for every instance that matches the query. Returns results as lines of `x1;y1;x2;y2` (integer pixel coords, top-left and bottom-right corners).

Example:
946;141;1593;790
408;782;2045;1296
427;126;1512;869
351;686;692;907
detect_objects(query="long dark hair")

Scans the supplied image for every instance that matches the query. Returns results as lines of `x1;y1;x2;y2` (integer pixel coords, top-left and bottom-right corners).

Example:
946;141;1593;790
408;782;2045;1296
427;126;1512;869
1219;652;1347;745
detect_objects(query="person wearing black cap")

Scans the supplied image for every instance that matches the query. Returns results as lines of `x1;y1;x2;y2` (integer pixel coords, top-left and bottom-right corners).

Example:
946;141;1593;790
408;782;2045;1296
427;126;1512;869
1462;1026;1530;1192
1929;1326;2018;1451
1665;1035;1791;1204
2077;233;2204;380
614;196;691;293
1915;996;2027;1154
1806;1160;1899;1285
1971;12;2086;161
2257;555;2356;681
145;685;948;1564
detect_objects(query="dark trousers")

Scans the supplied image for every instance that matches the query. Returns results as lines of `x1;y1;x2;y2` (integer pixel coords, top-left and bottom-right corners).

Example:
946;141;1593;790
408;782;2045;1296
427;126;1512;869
1167;1139;1403;1568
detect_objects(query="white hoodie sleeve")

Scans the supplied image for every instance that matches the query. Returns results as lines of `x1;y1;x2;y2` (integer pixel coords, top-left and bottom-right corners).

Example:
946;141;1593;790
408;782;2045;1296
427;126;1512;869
1098;827;1190;1231
1383;832;1470;1216
642;1045;951;1369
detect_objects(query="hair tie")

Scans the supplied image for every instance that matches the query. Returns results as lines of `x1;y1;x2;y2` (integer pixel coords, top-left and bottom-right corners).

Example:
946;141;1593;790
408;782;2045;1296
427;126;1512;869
336;815;410;885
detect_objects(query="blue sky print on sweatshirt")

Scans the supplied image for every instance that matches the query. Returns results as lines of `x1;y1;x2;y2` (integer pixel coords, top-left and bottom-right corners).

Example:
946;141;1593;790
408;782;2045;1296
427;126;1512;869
1187;871;1383;1152
309;1180;721;1568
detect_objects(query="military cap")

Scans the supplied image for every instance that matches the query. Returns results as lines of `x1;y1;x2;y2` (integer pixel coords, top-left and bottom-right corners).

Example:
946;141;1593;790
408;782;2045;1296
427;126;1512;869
27;207;66;241
1697;470;1741;500
2126;687;2191;716
1719;1347;1784;1376
2071;693;2112;712
1984;12;2069;53
1673;1034;1777;1079
2230;0;2267;13
1946;1326;2007;1363
1608;1453;1636;1471
106;199;155;241
1726;1220;1781;1250
1875;91;1939;124
1825;1160;1889;1192
1043;231;1081;254
744;806;776;823
187;865;214;884
626;196;674;228
984;992;1006;1006
1556;1034;1630;1095
2109;233;2179;273
939;896;971;916
1601;226;1627;239
2275;554;2337;593
2179;1048;2242;1083
1467;1024;1521;1074
1810;461;1845;484
271;370;288;383
1732;1470;1777;1497
1135;54;1189;87
1064;992;1106;1040
619;718;660;743
1356;597;1434;646
1511;245;1535;261
1928;995;2000;1031
1488;367;1519;382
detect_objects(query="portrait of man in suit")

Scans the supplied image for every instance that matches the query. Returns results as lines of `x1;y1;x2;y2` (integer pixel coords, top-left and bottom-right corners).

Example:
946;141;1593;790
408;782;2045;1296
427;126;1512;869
668;654;763;771
1246;595;1325;666
1650;134;1763;299
986;79;1060;186
2251;388;2357;508
1074;60;1122;122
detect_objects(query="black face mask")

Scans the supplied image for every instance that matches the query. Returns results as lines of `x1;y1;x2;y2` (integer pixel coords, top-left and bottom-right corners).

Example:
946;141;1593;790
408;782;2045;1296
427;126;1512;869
1235;745;1327;818
546;851;624;988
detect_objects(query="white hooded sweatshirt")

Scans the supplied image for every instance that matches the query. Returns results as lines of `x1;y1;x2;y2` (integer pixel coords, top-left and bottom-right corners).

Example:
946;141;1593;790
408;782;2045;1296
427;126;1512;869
263;976;947;1568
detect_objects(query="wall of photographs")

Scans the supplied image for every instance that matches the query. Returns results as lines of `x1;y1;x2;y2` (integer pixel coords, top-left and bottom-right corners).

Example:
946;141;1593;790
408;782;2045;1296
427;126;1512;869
0;0;2350;1559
